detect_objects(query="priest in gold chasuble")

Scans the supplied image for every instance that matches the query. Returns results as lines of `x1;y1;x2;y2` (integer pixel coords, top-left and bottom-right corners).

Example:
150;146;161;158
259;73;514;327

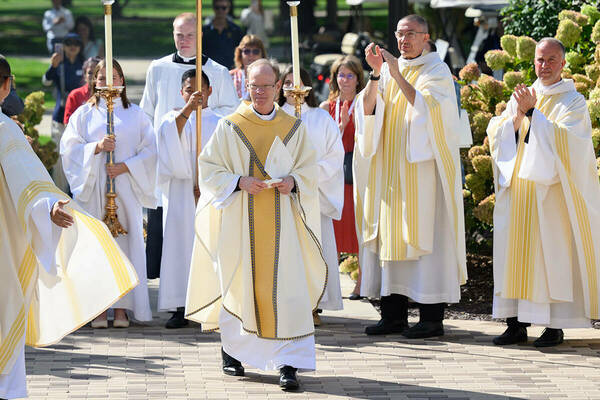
488;38;600;347
354;15;467;339
185;59;325;389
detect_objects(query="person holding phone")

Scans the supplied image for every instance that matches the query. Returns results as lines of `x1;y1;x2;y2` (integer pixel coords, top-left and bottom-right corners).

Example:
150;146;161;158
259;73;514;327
42;32;84;193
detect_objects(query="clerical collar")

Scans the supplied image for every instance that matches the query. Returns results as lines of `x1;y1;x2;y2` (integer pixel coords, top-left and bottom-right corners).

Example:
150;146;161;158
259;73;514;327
399;51;438;67
252;105;276;121
541;79;563;91
172;52;208;65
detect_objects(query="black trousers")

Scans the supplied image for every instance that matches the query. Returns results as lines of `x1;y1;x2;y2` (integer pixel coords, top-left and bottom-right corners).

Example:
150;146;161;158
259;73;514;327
380;294;446;323
145;207;163;280
506;316;531;328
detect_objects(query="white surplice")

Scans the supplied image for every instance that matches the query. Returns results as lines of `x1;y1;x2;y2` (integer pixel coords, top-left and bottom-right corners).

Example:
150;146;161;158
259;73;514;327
354;52;466;303
156;108;220;311
488;79;600;328
282;102;345;310
140;54;240;127
60;99;157;321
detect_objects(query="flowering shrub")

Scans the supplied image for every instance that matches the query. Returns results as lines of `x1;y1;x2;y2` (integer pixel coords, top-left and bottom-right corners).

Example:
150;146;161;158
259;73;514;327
16;91;58;170
459;2;600;239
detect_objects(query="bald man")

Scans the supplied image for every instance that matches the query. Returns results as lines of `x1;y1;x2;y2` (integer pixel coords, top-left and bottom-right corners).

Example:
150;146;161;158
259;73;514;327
487;38;600;347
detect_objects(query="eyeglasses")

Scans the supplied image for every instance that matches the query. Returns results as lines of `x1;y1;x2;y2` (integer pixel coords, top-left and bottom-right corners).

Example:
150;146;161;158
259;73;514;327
394;30;426;40
242;48;261;56
337;72;355;80
248;83;276;92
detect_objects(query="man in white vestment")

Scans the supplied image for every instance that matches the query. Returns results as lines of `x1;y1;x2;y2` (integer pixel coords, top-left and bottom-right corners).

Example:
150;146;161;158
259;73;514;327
0;55;139;400
355;15;467;339
141;13;239;314
488;38;600;347
185;59;326;391
157;69;220;328
279;66;345;323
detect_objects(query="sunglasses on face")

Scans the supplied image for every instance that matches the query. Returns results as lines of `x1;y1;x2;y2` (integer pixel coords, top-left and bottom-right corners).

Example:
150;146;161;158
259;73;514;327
242;48;261;56
64;41;80;47
337;72;355;80
214;5;229;10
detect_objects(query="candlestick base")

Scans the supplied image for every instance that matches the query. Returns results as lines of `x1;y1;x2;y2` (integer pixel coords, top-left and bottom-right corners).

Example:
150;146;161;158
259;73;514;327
283;85;312;118
103;193;128;237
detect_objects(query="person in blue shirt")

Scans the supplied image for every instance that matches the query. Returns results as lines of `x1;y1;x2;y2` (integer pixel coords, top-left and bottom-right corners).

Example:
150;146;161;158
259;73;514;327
202;0;244;69
42;31;84;193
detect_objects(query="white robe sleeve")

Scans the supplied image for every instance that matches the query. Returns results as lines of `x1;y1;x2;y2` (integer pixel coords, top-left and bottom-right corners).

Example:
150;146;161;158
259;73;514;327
355;64;389;158
210;66;240;117
487;99;519;188
317;114;345;220
518;109;559;185
29;197;61;274
198;120;242;209
122;110;158;209
157;112;193;186
60;107;104;202
406;91;435;162
140;63;157;123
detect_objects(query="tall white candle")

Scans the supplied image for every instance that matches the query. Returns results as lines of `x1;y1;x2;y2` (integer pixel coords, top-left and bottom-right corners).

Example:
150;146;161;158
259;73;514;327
288;1;301;87
103;1;114;86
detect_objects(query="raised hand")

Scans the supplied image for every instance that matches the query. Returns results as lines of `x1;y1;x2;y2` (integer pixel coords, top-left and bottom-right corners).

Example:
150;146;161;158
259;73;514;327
50;52;63;68
50;199;74;228
381;48;400;81
365;43;384;74
340;100;350;130
513;84;537;116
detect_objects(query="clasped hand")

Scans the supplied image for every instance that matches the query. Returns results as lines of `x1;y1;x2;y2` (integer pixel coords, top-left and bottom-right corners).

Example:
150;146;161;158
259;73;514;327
239;176;295;195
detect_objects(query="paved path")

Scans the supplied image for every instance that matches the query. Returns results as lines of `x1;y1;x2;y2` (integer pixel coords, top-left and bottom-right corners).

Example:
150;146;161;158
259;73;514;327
22;274;600;400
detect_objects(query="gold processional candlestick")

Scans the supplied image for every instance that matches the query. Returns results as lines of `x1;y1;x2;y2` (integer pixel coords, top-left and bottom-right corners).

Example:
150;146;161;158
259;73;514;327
283;1;311;118
100;0;127;237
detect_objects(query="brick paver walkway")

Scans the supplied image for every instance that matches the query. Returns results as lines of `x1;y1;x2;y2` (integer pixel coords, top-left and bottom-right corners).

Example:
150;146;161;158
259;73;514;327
23;275;600;400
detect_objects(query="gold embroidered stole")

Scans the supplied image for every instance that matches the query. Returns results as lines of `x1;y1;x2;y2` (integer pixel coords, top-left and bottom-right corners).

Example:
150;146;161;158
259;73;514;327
378;66;422;260
503;94;562;299
225;106;301;338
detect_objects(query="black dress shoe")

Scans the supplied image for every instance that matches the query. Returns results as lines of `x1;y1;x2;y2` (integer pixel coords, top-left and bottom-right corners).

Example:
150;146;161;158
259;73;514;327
401;321;444;339
533;328;564;347
222;348;245;376
493;325;528;345
279;365;299;390
165;308;189;329
365;319;408;335
349;293;363;300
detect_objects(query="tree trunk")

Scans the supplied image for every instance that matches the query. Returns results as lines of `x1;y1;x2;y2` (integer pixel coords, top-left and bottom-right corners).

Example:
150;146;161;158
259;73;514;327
326;0;338;28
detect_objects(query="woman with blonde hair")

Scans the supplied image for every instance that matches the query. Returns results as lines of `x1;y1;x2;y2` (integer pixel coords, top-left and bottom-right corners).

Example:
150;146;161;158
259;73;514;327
61;59;157;328
229;34;267;100
319;55;366;300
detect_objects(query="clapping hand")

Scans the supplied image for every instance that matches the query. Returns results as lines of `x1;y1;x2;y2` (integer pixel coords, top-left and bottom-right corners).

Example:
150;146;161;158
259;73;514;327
340;100;350;130
513;84;537;116
365;43;383;73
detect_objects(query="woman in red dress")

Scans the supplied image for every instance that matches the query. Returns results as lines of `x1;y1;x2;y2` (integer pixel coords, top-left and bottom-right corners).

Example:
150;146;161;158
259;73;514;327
319;55;365;299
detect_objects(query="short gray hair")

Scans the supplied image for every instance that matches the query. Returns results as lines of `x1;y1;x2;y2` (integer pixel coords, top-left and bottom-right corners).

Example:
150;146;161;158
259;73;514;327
246;58;280;82
398;14;429;33
536;37;566;57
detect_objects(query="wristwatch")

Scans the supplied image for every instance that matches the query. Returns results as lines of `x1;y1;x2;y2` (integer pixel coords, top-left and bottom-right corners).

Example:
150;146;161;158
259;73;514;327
369;72;380;81
525;107;534;117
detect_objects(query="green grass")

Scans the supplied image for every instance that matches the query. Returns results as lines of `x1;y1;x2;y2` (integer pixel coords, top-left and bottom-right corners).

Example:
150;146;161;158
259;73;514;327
6;57;56;111
0;0;389;57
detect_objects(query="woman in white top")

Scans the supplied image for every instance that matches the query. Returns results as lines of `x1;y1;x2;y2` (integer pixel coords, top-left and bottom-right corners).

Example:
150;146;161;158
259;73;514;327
61;59;157;328
74;16;103;59
278;66;345;323
229;34;267;100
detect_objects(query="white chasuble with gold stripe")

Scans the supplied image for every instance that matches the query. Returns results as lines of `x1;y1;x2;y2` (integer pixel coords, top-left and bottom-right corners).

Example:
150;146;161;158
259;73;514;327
0;113;138;378
185;102;326;340
354;52;467;301
488;78;600;325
